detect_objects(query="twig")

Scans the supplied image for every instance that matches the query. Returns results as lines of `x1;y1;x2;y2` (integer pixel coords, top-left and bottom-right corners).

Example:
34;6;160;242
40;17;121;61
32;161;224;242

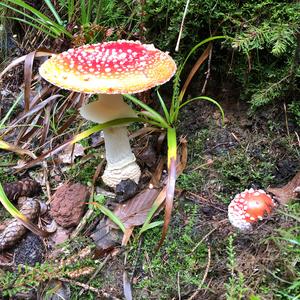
188;246;211;300
283;102;290;137
78;254;111;296
201;45;213;94
175;0;191;52
177;271;181;300
191;228;216;253
59;278;121;300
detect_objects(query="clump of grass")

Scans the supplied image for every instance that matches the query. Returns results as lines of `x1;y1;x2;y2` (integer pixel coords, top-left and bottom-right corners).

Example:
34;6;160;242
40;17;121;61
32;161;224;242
129;201;208;299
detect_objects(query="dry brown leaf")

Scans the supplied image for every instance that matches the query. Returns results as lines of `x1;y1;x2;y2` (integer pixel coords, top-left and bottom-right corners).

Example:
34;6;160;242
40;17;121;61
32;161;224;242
58;143;85;164
109;187;161;229
267;171;300;204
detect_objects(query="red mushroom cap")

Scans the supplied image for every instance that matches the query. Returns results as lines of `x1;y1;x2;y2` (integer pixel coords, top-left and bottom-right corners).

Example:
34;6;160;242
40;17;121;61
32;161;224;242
228;188;275;230
39;40;176;94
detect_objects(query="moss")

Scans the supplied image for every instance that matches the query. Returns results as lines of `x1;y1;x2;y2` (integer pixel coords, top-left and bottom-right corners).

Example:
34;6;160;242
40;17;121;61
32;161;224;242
129;201;208;299
66;150;104;184
0;154;17;183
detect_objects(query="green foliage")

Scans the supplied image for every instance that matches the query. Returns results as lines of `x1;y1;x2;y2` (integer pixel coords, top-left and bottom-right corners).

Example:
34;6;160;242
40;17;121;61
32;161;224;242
225;235;248;300
289;101;300;127
177;171;204;192
217;149;275;194
270;203;300;299
131;202;208;299
66;151;102;184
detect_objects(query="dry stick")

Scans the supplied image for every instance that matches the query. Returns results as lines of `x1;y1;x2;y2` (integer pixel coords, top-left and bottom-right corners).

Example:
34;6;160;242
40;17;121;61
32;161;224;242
191;228;216;253
283;102;290;137
78;254;112;296
177;271;181;300
201;45;213;94
60;278;121;300
175;0;191;52
188;246;211;300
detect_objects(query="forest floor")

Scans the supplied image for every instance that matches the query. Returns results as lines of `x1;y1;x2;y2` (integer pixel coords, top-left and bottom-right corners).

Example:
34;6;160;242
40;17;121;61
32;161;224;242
0;44;299;300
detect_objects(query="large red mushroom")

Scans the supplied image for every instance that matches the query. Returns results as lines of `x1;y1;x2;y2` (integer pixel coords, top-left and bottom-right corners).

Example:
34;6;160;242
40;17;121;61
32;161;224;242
228;188;276;230
39;40;176;187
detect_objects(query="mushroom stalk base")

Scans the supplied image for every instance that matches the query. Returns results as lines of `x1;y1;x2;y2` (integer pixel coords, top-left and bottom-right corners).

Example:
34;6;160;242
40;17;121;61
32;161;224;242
102;126;141;188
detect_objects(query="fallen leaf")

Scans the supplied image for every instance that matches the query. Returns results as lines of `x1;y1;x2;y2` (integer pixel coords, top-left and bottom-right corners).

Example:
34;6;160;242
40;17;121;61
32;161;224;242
108;187;161;229
267;171;300;204
58;143;85;164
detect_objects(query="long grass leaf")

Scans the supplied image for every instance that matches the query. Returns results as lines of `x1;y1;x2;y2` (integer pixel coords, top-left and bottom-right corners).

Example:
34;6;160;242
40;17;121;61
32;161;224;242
1;0;71;36
0;93;22;130
0;50;54;79
139;220;163;235
156;157;177;250
0;139;36;158
8;17;58;38
44;0;64;25
178;43;212;103
124;94;169;128
18;117;144;170
156;90;170;123
92;202;126;233
178;36;226;78
67;0;75;22
179;96;225;123
0;183;49;237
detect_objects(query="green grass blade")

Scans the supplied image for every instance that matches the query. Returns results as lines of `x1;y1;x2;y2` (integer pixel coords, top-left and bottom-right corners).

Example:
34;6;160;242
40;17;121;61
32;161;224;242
9;17;59;38
138;186;167;237
92;202;126;233
86;0;93;24
179;96;225;124
20;117;144;170
167;127;177;167
0;93;22;130
67;0;75;22
0;183;28;222
0;183;49;237
156;90;170;123
80;0;87;25
124;94;170;128
177;36;226;78
1;0;71;37
44;0;64;25
139;220;164;235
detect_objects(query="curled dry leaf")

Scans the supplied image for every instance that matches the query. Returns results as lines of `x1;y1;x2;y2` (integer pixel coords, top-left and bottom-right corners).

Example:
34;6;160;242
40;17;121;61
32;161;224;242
267;171;300;204
58;143;85;164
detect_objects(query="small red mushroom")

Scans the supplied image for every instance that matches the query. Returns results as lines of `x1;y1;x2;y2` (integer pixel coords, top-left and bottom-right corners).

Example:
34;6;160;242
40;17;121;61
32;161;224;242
228;188;275;230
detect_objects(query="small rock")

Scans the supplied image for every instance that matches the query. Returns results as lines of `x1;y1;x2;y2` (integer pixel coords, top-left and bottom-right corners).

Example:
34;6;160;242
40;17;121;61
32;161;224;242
50;183;89;228
115;179;138;203
14;233;45;266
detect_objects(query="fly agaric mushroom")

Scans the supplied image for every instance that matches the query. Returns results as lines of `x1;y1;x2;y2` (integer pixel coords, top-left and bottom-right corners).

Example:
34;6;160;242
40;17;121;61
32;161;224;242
228;188;275;231
39;40;176;187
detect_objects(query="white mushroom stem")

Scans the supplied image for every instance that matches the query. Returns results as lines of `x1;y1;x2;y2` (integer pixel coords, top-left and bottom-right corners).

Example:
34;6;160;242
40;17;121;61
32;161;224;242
80;94;141;188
